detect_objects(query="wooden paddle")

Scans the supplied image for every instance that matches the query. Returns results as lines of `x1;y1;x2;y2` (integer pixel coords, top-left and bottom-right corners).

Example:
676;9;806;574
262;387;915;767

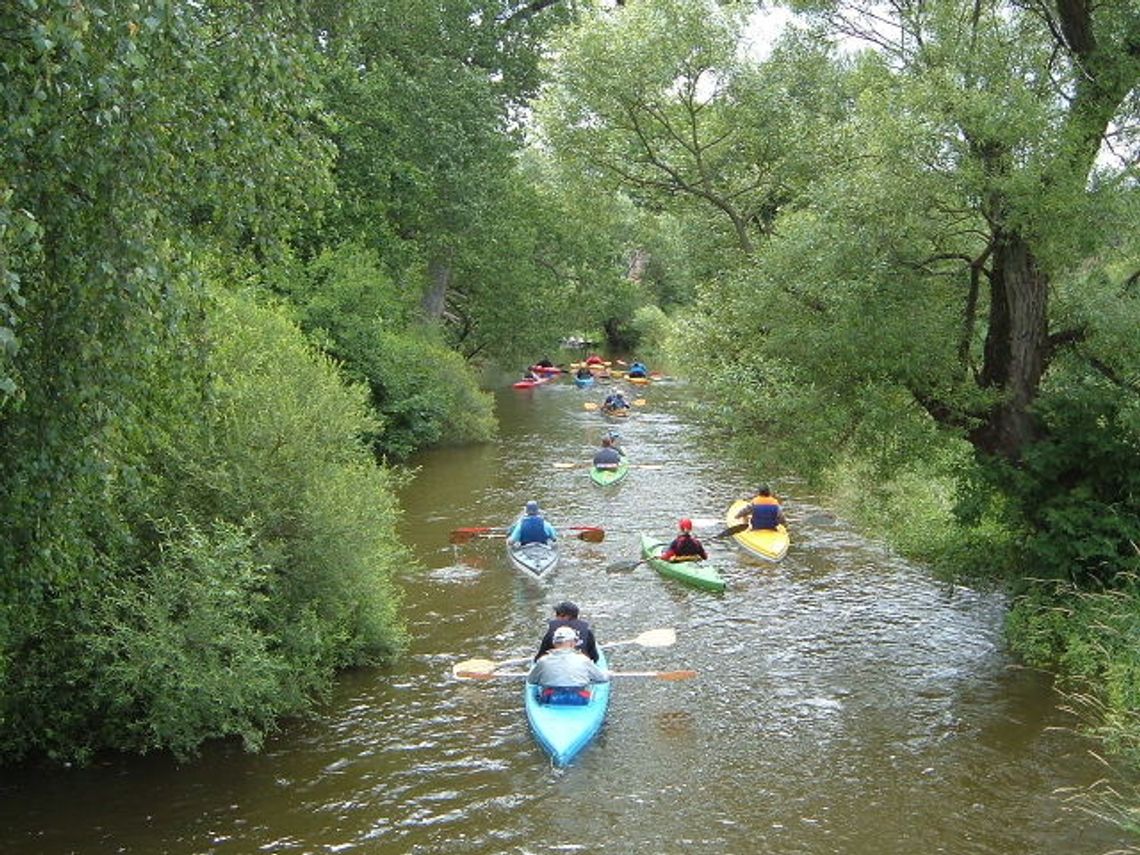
455;668;698;681
451;627;677;677
449;526;605;544
604;523;748;572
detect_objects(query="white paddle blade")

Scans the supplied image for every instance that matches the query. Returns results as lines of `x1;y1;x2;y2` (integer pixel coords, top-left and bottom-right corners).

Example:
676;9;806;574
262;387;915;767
452;658;496;678
636;628;676;647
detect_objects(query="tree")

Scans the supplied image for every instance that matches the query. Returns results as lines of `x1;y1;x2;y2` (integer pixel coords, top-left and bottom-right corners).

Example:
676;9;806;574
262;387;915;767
782;0;1140;463
536;0;835;258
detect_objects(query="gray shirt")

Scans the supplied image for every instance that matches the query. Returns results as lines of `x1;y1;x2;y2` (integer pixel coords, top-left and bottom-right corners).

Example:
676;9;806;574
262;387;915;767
526;648;610;687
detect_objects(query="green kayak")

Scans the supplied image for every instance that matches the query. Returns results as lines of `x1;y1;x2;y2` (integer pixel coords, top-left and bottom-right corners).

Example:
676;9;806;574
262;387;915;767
590;458;630;487
639;534;726;593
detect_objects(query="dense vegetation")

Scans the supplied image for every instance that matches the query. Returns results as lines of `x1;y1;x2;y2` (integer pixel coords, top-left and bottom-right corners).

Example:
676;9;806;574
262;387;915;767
2;1;1138;831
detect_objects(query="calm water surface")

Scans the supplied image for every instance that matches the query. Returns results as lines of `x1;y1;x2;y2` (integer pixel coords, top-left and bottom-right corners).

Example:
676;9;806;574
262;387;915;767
1;369;1132;854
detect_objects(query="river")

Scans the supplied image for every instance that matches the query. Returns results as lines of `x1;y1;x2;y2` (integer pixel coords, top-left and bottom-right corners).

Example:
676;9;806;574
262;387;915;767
0;368;1132;854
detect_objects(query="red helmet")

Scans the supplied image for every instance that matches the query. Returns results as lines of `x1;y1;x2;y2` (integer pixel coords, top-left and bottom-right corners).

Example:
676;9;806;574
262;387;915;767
679;518;693;531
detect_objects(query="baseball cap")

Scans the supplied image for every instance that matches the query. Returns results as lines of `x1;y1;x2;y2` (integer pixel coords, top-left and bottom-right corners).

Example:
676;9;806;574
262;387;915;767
553;626;578;644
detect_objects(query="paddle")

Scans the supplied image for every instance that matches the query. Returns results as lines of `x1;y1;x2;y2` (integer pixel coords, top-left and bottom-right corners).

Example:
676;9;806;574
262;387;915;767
455;668;698;681
583;399;646;411
551;462;664;470
449;526;605;544
451;628;677;677
604;523;749;572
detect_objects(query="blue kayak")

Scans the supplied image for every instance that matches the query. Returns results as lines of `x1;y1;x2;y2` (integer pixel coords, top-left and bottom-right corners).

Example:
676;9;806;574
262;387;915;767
524;648;610;766
574;375;595;388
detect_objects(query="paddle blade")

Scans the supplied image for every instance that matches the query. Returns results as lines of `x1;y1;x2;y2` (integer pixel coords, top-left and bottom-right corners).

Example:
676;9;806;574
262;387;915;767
605;558;646;573
633;399;647;406
711;523;749;540
573;527;605;543
452;658;496;678
551;462;582;469
583;402;600;411
634;628;676;647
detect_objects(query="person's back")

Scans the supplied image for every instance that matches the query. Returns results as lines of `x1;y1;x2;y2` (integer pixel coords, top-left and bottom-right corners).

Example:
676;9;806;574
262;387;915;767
739;487;784;530
661;519;708;561
628;361;648;378
528;646;608;689
536;602;599;662
593;437;622;468
510;500;556;545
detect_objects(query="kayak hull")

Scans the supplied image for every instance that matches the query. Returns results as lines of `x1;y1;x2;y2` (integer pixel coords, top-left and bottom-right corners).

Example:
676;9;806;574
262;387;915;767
574;375;595;388
639;534;726;592
590;460;630;487
507;541;560;578
524;649;610;766
725;500;789;562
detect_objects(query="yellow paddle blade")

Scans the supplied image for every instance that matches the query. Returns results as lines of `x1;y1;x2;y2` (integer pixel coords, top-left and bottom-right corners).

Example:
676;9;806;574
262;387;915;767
583;402;599;411
633;399;647;406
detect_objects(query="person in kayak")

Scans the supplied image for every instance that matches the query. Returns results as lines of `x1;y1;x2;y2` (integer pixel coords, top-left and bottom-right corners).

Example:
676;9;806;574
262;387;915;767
592;436;623;469
626;360;648;378
535;601;600;663
601;391;630;412
735;485;788;530
507;500;558;546
528;626;609;704
660;518;708;561
576;365;593;380
585;354;606;366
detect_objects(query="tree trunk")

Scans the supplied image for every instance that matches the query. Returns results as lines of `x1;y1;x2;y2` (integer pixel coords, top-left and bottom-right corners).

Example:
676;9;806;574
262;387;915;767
970;228;1049;460
421;254;452;320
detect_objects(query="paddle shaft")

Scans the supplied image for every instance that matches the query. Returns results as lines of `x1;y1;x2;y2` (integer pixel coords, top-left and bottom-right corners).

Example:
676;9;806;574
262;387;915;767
456;669;697;680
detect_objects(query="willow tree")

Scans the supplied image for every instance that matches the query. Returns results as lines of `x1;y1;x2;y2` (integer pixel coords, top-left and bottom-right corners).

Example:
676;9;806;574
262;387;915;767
782;0;1140;463
536;0;793;258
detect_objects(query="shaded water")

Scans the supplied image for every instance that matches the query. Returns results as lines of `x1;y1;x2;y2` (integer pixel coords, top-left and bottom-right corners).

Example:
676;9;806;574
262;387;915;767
1;370;1132;854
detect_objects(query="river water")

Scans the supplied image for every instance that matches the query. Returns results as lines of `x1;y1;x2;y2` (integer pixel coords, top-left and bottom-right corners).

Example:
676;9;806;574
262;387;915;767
1;370;1133;854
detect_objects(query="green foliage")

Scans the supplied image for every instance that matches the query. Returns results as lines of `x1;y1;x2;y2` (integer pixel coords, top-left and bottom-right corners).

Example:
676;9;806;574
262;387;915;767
972;373;1140;587
280;244;496;457
1007;577;1140;763
0;288;409;764
80;519;294;758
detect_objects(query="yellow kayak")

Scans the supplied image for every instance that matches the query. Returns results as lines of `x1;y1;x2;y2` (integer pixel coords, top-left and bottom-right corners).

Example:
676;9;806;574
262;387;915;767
725;500;789;562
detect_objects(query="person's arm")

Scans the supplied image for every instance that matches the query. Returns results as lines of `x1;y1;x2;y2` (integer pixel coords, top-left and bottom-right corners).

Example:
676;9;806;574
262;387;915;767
535;629;554;661
735;504;752;520
546;522;557;541
506;520;520;544
526;660;545;684
696;540;708;560
587;660;611;683
583;630;599;663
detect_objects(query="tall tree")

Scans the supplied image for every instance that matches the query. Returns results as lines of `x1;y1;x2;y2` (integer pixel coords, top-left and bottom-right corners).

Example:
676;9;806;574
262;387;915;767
783;0;1140;462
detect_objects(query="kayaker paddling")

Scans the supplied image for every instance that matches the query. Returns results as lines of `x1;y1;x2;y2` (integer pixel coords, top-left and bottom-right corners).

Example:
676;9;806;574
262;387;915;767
660;518;708;561
527;626;610;705
535;601;600;662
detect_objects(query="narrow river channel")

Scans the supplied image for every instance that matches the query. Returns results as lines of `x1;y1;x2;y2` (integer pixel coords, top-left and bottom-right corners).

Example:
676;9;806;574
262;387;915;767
1;368;1132;854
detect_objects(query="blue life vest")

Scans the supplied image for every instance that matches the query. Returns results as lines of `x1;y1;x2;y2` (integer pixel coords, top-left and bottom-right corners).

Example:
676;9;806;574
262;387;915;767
517;515;549;544
750;500;781;530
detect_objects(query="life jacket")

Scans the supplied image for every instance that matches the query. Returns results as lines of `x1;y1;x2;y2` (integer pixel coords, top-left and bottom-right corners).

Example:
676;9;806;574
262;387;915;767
517;515;549;544
749;495;781;530
671;533;704;558
539;686;591;705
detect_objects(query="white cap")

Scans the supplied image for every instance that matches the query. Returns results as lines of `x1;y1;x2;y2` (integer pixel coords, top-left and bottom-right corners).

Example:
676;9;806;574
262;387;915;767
552;626;578;644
